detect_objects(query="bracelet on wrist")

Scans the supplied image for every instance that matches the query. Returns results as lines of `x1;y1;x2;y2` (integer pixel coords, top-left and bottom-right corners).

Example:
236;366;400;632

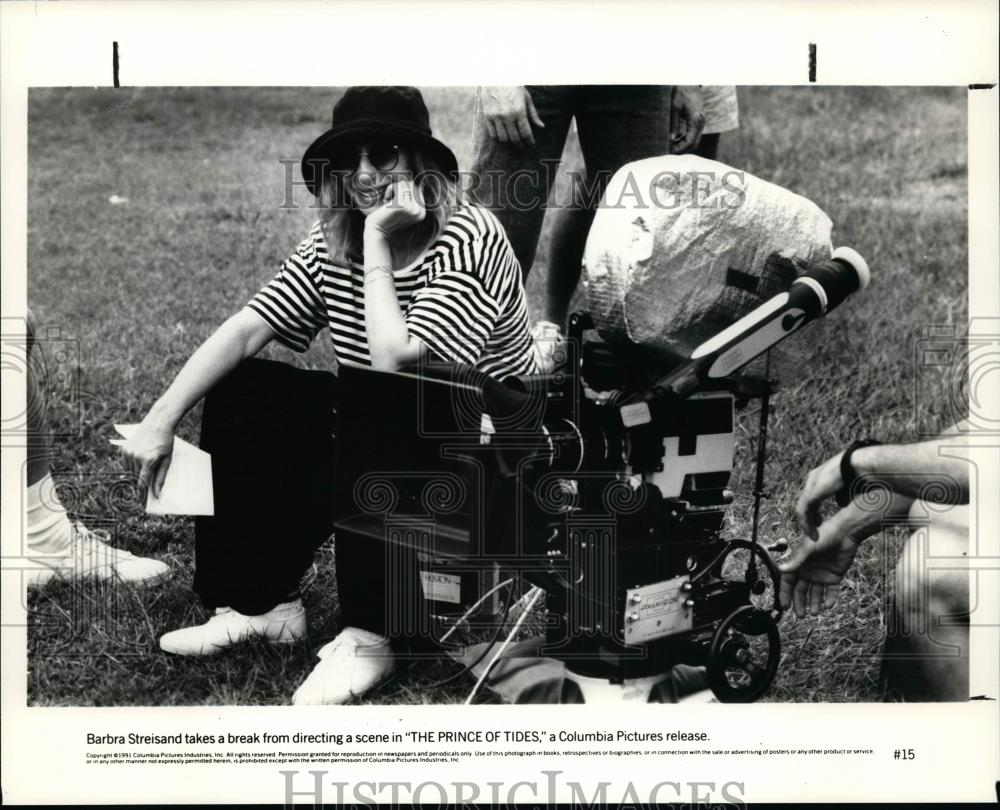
835;438;882;507
363;265;394;286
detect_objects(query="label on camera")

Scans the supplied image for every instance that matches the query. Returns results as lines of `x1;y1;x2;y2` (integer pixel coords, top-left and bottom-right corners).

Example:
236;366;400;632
623;575;693;644
708;306;805;378
620;402;652;427
420;570;462;604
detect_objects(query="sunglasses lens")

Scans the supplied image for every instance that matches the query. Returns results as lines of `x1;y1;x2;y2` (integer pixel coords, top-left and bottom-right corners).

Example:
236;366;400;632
331;141;399;174
368;143;398;172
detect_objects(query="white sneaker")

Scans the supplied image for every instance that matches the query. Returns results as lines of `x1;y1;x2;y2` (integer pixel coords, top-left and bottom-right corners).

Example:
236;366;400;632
24;522;170;588
530;320;566;374
292;627;394;705
159;600;306;656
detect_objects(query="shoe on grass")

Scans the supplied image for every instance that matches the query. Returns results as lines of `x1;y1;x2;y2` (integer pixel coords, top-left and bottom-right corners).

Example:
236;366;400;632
24;521;170;588
530;320;567;374
159;600;306;656
292;626;394;705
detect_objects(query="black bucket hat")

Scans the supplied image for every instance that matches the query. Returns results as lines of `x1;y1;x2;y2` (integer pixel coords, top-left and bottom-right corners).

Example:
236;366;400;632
300;86;459;197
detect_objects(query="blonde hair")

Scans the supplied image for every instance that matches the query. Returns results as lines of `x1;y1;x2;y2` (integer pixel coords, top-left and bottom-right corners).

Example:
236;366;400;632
317;147;460;267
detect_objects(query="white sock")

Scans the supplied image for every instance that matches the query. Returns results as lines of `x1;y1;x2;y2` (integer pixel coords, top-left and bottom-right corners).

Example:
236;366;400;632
26;474;73;556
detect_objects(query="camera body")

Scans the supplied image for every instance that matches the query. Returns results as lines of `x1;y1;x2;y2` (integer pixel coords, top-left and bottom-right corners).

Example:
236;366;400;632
334;248;869;701
500;321;782;700
334;322;784;702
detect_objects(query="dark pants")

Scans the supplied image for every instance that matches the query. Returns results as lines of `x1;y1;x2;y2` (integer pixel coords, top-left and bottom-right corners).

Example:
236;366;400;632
469;85;673;279
193;358;426;645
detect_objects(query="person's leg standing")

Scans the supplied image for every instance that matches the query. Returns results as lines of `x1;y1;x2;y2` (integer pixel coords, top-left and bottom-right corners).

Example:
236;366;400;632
538;150;591;328
24;306;70;564
544;86;673;329
468;86;575;280
692;86;739;161
24;308;50;489
23;307;169;585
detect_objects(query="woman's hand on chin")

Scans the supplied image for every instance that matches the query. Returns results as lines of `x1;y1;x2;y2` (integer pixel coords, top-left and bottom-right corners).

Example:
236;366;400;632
363;178;426;242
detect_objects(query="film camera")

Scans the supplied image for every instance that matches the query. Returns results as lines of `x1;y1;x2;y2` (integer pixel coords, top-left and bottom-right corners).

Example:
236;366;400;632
334;247;870;703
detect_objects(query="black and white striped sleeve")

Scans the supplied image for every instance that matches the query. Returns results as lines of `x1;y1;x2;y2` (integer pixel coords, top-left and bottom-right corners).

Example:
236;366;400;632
247;236;327;353
405;212;502;365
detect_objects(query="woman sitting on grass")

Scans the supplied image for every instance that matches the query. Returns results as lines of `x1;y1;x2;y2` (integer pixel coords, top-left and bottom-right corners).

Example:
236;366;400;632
121;86;535;704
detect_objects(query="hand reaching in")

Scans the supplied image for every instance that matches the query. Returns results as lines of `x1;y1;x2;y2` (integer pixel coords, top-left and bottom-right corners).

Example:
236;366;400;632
670;86;706;154
777;520;860;618
479;86;545;148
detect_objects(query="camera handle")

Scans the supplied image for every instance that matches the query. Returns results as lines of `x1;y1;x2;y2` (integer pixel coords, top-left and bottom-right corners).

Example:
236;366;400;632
620;246;870;423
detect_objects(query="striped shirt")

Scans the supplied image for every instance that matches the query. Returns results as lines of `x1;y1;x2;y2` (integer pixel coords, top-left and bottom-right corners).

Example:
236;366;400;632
247;206;536;380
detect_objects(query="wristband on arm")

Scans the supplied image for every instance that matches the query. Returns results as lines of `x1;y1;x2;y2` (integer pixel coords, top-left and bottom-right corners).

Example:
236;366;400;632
835;438;882;507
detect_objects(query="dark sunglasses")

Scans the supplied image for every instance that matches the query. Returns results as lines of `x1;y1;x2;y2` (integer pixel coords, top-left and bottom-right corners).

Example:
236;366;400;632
333;140;401;173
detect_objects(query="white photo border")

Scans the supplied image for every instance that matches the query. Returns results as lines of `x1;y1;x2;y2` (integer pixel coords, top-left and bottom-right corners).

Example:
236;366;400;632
2;1;998;805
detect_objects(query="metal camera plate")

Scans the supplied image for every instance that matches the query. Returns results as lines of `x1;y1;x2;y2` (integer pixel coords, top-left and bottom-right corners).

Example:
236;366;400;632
623;575;693;645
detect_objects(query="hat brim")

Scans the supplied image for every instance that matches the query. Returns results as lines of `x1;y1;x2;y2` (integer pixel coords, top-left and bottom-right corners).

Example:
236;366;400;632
301;120;459;197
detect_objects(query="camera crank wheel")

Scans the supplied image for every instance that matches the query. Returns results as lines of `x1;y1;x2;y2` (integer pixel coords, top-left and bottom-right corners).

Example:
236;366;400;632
711;539;783;617
707;605;780;702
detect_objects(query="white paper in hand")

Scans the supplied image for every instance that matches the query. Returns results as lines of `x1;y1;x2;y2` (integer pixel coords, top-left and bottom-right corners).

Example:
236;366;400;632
111;424;214;515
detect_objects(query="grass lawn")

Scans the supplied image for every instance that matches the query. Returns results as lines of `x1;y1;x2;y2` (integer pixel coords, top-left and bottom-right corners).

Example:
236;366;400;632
25;86;967;705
